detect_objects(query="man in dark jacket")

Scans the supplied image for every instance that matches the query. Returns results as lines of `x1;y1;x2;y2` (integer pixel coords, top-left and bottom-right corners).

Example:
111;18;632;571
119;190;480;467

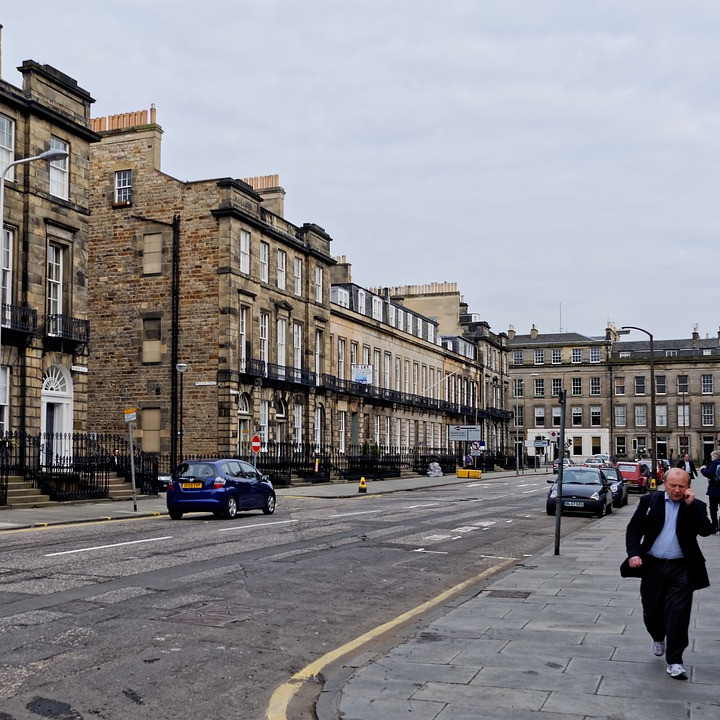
677;453;697;479
700;450;720;532
625;468;714;679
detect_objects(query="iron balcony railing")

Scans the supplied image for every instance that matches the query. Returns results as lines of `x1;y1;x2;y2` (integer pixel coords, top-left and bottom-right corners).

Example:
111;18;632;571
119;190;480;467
1;304;38;334
44;314;90;342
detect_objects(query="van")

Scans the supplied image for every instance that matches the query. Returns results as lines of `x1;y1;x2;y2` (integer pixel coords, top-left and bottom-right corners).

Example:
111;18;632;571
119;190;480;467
616;461;649;493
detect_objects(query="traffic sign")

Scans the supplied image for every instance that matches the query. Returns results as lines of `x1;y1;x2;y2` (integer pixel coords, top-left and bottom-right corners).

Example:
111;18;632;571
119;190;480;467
251;435;262;453
124;408;137;423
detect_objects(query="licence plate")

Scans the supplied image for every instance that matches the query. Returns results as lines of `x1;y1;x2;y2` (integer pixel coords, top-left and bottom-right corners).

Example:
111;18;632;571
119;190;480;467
564;501;584;507
181;482;203;489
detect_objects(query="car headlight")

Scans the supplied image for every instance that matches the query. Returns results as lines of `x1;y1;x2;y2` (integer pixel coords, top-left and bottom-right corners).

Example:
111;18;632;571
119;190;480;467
550;489;557;498
610;483;619;492
589;491;600;500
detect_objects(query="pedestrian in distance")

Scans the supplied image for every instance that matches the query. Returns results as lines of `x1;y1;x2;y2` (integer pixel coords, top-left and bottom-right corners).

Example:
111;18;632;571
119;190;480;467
624;467;714;680
677;453;698;479
699;450;720;533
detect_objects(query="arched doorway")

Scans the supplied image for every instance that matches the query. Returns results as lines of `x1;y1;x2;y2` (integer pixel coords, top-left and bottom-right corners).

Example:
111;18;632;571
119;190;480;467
41;364;74;463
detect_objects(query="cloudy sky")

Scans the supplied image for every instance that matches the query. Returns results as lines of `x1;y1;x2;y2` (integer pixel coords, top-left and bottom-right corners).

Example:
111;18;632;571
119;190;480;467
2;1;719;341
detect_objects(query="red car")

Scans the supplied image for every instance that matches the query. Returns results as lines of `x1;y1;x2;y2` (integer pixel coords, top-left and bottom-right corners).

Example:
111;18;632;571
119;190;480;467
616;461;649;493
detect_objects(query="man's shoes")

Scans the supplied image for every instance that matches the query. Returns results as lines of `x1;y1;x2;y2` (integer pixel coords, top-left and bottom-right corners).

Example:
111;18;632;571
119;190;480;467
652;641;665;657
667;663;688;680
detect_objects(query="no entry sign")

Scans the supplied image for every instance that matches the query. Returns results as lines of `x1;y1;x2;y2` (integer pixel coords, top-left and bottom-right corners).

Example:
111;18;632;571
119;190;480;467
251;435;261;453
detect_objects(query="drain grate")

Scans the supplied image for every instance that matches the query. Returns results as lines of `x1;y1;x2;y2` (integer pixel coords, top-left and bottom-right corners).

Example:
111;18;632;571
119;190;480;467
164;603;264;627
484;590;532;599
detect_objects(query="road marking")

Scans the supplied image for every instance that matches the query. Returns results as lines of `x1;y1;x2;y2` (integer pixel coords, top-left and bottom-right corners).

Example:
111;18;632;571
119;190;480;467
403;503;440;509
265;558;517;720
45;536;173;557
218;520;298;532
333;510;383;518
413;548;449;554
423;534;451;541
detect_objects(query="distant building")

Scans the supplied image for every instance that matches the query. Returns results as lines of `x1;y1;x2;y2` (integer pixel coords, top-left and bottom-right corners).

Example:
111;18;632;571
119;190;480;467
0;59;98;437
508;323;720;464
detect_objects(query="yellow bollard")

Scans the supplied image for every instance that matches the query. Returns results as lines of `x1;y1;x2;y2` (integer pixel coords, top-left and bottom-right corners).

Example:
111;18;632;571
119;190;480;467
650;477;657;491
358;476;367;493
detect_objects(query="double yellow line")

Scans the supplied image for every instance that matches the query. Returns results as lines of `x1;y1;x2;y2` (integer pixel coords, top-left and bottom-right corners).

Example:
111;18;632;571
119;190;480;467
266;559;515;719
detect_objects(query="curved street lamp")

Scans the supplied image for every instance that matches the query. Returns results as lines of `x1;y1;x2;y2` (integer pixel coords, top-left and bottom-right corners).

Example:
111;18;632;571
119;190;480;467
619;326;656;484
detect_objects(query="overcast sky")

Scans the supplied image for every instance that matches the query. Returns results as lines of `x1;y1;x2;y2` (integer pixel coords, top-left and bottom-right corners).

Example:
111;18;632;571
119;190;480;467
2;1;719;342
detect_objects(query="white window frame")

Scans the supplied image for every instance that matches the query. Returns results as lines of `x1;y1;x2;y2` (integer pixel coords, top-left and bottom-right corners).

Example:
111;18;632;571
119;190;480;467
590;347;601;363
338;410;346;453
293;322;302;371
47;242;64;323
293;257;302;295
534;407;545;427
571;349;582;364
590;377;601;396
49;136;69;200
551;349;561;364
259;312;269;368
0;114;14;180
372;296;383;320
260;400;269;444
277;249;286;290
239;306;247;371
357;289;366;315
635;405;647;427
114;170;132;204
1;228;12;326
513;350;523;365
702;374;713;394
656;404;667;427
315;267;323;302
337;338;345;380
0;366;9;434
294;402;303;446
239;230;250;274
678;404;689;427
534;349;544;365
259;242;269;282
701;403;714;427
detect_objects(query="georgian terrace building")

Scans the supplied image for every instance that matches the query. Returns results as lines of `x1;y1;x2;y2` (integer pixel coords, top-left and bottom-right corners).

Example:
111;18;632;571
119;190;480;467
329;261;485;453
0;59;98;439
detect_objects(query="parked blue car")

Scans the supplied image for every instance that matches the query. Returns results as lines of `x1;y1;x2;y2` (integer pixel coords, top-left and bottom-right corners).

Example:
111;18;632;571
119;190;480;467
167;459;276;520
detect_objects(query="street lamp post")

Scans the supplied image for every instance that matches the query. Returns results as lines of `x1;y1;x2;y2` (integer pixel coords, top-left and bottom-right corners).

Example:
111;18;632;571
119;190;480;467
620;326;656;485
0;149;69;372
176;363;188;462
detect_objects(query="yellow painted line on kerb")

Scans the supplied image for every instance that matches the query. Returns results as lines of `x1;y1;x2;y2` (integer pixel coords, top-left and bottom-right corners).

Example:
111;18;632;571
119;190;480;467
266;558;516;720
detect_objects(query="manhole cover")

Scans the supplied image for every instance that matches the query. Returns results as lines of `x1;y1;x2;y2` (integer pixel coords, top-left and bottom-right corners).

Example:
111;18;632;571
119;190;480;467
164;603;264;627
484;590;532;599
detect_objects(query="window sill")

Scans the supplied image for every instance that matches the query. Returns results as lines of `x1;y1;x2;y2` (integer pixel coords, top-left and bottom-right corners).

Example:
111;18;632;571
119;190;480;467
112;201;133;208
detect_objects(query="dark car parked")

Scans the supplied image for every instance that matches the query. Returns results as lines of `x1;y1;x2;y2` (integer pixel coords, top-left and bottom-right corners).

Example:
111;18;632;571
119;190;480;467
166;459;276;520
546;467;614;518
600;466;628;508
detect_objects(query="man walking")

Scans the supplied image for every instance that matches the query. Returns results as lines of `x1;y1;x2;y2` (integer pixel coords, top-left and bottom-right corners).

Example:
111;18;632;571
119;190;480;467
625;468;714;679
677;453;697;479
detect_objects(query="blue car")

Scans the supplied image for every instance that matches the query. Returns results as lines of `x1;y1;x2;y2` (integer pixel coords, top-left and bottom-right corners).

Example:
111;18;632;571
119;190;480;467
167;459;276;520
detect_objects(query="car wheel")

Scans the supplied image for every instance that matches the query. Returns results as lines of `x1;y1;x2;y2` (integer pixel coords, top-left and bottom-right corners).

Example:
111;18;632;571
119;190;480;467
607;501;613;515
225;495;238;519
263;494;276;515
169;509;183;520
597;502;607;518
613;498;621;509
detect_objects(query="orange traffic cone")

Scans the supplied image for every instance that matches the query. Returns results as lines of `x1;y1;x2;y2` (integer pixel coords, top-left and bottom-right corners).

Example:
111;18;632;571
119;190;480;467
358;476;367;493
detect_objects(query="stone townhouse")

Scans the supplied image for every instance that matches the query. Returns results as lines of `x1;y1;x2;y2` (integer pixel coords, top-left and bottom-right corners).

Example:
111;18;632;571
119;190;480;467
376;282;512;454
329;262;484;453
87;109;334;462
508;324;720;466
0;59;97;439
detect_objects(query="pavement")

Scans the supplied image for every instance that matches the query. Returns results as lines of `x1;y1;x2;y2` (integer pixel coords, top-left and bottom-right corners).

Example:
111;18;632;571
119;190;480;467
2;469;719;719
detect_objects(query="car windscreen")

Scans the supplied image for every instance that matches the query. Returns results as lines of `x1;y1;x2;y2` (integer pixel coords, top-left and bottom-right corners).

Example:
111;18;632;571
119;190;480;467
616;464;637;471
561;470;602;485
601;469;620;480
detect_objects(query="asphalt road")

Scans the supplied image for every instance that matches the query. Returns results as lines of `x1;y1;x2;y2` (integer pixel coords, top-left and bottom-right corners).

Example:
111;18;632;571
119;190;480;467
0;474;593;720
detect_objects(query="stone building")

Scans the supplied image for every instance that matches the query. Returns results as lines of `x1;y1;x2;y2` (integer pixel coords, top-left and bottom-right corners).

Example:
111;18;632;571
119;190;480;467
508;324;720;465
0;59;97;437
376;282;511;453
88;109;334;462
329;262;483;452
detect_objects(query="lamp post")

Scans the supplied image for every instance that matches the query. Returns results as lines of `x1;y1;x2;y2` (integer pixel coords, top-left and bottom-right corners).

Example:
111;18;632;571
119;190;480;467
620;326;656;485
176;362;188;462
0;149;69;372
